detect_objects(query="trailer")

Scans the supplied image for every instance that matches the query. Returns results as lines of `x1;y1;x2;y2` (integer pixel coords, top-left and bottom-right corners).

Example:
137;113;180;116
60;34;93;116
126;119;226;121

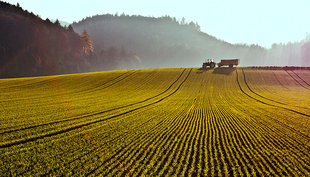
217;59;240;67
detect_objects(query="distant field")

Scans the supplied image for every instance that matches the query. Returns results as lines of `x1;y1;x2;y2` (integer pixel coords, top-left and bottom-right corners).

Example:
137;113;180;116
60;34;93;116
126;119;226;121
1;67;310;176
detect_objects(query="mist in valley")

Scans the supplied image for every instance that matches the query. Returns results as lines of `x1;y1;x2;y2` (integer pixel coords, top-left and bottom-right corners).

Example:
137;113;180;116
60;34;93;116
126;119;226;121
72;14;310;70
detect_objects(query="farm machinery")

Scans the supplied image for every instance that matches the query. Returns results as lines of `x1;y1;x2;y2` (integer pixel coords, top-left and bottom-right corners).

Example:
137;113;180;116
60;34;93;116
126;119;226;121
202;59;216;68
202;59;240;68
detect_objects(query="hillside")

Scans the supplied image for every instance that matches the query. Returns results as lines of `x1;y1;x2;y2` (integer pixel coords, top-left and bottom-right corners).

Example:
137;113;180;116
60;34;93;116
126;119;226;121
0;2;88;78
72;14;310;68
72;14;268;68
1;67;310;175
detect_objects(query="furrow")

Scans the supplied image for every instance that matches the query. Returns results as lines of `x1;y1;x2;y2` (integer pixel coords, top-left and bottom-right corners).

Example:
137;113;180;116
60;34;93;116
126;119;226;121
94;102;190;176
116;110;186;176
291;70;310;87
141;103;196;176
82;69;192;176
242;69;285;105
214;77;275;175
213;105;250;176
41;109;160;176
148;104;197;176
0;69;183;135
0;70;133;103
273;72;288;89
286;70;310;90
0;69;192;148
218;106;285;175
227;97;310;173
236;69;310;119
228;71;310;175
73;108;177;176
182;106;200;176
174;106;199;176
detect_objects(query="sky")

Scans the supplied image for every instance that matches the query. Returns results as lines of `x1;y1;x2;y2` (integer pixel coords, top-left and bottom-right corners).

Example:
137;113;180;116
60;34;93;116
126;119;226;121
4;0;310;48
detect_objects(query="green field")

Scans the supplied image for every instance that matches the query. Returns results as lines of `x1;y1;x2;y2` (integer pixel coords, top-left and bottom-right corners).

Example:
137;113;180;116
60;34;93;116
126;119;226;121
1;67;310;176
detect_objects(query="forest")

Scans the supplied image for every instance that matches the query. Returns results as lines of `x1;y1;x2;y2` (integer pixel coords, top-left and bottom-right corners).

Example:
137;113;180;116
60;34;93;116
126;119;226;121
1;1;310;78
72;14;267;68
72;13;310;68
0;2;137;78
0;2;84;78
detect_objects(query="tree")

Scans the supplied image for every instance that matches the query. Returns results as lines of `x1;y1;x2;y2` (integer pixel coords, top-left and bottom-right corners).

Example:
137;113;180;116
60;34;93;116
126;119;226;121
188;21;195;29
301;41;310;66
181;17;186;25
68;25;74;32
120;45;127;59
173;17;177;23
81;29;93;54
107;46;118;60
195;22;200;31
54;19;61;26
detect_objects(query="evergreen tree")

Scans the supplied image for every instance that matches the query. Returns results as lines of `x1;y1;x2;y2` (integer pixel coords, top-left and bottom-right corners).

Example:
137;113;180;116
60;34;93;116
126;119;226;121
54;19;61;26
68;25;74;32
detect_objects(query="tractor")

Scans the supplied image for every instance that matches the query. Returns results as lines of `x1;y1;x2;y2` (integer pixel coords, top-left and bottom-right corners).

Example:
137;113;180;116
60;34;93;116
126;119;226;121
202;59;216;68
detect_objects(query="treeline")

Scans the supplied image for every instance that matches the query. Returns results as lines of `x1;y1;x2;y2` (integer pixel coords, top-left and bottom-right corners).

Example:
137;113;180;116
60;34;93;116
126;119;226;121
0;2;137;78
266;39;310;66
302;39;310;66
249;66;310;70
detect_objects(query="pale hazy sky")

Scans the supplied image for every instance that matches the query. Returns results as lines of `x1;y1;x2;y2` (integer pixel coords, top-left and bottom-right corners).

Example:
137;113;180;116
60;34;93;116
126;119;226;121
4;0;310;48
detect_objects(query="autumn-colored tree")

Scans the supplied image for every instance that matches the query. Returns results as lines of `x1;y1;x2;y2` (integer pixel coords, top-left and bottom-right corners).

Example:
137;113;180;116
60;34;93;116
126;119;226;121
81;29;93;54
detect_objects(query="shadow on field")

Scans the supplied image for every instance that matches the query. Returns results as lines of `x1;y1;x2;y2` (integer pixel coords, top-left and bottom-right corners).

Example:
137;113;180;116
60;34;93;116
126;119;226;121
212;67;236;75
196;67;213;74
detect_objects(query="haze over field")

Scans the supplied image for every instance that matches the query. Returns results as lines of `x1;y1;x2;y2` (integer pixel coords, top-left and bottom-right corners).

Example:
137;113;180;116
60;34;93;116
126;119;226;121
4;0;310;48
